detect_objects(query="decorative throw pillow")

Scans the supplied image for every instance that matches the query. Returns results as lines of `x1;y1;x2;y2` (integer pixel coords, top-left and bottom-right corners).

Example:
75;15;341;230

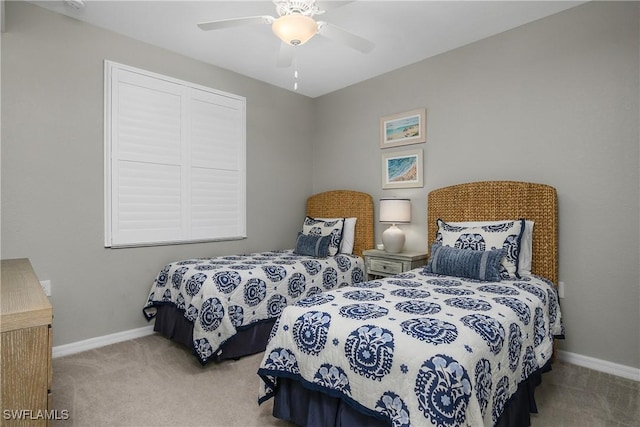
424;244;504;282
436;218;525;278
294;232;332;258
444;220;534;276
302;216;345;256
314;217;357;254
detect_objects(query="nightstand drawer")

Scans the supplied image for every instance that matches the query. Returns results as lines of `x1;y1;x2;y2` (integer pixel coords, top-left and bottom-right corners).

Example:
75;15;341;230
368;258;404;275
363;249;428;281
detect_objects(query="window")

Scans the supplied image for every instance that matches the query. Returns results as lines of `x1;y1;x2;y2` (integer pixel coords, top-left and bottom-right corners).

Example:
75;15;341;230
104;61;246;247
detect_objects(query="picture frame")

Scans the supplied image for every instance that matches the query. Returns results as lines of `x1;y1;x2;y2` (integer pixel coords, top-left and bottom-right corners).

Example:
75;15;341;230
382;149;424;189
379;108;426;148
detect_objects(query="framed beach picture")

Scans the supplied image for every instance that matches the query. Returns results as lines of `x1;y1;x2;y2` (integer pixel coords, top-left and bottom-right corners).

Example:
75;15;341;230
382;149;424;189
380;108;426;148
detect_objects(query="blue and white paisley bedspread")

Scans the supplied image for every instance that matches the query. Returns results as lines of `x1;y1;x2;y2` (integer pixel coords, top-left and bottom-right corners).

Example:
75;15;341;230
142;250;364;364
258;269;564;427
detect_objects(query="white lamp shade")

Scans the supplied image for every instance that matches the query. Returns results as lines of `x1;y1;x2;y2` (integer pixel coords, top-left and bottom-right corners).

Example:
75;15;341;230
379;198;411;223
272;14;318;46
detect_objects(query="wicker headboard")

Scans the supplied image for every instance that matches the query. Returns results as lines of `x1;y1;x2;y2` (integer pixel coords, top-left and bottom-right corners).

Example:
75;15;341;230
427;181;558;284
306;190;374;257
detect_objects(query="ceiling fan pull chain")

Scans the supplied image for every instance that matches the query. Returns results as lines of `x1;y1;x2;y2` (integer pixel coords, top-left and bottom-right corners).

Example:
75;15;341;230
293;56;299;91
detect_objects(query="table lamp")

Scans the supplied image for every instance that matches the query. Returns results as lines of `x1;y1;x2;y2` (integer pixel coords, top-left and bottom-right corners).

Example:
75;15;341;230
379;198;411;253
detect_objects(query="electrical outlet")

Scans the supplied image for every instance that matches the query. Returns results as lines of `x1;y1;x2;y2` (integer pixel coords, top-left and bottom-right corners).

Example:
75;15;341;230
558;281;565;299
40;280;51;297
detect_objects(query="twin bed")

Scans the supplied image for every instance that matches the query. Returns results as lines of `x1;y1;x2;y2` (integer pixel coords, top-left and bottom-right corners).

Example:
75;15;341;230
142;181;563;427
143;190;374;363
257;181;564;427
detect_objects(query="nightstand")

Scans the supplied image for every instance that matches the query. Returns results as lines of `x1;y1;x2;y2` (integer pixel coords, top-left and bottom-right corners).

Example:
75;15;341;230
363;249;428;280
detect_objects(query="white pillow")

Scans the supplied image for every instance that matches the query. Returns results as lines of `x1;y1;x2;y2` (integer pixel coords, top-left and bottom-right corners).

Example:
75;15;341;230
314;217;357;254
444;220;533;275
518;220;533;275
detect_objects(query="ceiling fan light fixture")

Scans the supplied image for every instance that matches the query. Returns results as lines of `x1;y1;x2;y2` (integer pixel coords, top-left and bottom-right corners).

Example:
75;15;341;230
272;14;318;46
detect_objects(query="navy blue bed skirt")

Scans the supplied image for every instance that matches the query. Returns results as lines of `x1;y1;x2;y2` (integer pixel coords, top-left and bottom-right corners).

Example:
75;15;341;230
153;304;276;362
272;361;551;427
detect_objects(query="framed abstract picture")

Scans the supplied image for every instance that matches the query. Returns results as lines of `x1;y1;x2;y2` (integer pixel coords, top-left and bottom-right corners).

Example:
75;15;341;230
379;108;426;148
382;149;424;189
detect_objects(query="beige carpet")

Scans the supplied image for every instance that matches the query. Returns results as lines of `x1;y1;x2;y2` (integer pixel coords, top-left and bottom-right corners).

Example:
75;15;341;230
51;334;639;427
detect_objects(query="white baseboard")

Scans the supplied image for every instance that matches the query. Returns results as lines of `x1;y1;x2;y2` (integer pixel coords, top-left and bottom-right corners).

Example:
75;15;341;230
557;350;640;382
52;325;155;358
52;326;639;382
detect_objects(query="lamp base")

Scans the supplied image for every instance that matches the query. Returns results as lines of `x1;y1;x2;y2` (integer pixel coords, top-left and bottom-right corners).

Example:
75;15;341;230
382;224;405;253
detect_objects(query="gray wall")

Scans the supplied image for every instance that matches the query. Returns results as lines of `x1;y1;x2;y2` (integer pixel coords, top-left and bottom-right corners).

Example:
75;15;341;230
2;1;639;370
312;1;639;369
1;2;314;346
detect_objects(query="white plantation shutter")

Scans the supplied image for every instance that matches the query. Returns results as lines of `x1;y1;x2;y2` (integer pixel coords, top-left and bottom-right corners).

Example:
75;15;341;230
105;61;246;247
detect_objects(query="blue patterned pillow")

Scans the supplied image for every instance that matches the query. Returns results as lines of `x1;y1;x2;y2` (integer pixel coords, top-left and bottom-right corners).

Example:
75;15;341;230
436;218;525;278
302;216;344;256
294;232;332;258
424;244;504;282
443;220;534;276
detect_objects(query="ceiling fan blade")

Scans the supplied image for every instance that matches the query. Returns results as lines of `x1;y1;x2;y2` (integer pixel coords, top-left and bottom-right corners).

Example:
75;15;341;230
198;16;274;31
317;21;374;54
277;42;294;68
317;1;355;14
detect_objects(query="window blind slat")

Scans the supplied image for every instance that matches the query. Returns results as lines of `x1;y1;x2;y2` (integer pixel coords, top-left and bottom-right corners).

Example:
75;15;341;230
190;95;242;170
117;80;182;165
190;167;242;238
114;160;182;244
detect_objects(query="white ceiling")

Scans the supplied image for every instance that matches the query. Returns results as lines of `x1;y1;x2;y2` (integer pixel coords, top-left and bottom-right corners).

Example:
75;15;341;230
30;1;584;98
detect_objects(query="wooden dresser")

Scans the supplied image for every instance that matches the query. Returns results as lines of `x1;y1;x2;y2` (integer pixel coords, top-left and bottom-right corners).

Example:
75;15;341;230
1;259;53;426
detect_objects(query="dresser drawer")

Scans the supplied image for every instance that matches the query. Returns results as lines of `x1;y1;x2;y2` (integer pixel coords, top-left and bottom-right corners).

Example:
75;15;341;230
368;258;404;275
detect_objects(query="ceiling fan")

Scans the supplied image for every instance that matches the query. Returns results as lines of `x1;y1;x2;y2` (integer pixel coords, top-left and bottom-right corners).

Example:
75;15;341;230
197;0;374;67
